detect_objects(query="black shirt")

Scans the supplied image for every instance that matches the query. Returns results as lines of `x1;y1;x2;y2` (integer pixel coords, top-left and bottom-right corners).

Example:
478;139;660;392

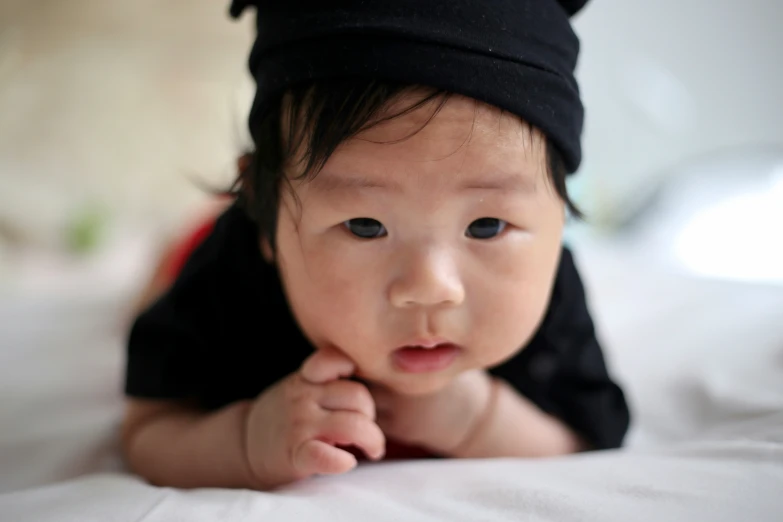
126;204;630;450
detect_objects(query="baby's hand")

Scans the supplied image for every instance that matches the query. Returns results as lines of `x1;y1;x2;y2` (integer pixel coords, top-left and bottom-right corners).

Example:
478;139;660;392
243;348;385;489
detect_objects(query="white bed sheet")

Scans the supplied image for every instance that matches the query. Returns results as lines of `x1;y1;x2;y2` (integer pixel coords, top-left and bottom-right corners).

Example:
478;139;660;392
1;241;782;521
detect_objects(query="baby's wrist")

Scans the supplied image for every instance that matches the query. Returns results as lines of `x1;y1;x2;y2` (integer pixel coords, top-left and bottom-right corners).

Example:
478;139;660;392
239;400;275;490
242;394;297;491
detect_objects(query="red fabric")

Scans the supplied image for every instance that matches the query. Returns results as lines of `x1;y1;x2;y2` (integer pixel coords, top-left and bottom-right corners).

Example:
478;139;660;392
342;440;435;461
164;212;436;461
374;440;435;460
161;218;217;282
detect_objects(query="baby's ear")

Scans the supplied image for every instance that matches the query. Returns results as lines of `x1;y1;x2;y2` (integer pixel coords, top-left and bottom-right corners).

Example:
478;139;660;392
556;0;590;17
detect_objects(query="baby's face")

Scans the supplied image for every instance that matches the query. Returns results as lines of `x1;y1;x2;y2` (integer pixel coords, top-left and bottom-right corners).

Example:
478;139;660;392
274;94;565;395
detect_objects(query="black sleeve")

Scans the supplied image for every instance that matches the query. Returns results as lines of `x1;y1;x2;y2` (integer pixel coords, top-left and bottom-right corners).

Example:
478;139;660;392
489;247;631;450
124;205;248;401
124;204;310;409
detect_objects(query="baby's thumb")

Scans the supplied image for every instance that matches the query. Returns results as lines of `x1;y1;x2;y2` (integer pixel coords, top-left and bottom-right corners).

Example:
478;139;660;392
300;345;355;384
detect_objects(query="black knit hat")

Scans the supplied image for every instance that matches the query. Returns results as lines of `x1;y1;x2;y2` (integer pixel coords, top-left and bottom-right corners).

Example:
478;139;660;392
230;0;590;173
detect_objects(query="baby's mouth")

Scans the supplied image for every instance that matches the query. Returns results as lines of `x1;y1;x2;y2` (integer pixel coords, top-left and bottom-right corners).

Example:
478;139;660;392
391;342;461;373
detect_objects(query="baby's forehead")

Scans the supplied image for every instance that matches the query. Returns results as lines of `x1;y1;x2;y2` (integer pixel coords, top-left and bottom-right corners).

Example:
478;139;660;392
362;92;542;147
304;98;550;194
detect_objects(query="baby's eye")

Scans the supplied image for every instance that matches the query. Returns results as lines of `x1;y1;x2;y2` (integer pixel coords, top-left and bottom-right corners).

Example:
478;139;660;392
466;218;507;239
344;218;387;239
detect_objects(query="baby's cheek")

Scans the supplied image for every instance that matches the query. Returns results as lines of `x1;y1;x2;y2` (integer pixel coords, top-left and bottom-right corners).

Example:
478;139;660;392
472;269;553;365
308;259;380;332
279;245;369;345
312;258;372;308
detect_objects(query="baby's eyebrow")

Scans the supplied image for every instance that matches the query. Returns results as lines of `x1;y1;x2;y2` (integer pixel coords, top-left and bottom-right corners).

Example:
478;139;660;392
311;172;537;194
310;174;401;193
458;173;538;194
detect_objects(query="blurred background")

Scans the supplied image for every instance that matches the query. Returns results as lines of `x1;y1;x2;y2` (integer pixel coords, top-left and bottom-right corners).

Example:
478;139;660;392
0;0;781;301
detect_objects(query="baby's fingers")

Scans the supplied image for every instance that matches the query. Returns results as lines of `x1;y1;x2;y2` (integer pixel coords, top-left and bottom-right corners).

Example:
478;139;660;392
318;411;386;461
293;440;357;477
300;346;355;385
320;379;376;420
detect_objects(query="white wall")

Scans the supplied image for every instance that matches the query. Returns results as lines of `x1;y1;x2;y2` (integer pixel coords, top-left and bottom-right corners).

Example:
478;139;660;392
572;0;783;227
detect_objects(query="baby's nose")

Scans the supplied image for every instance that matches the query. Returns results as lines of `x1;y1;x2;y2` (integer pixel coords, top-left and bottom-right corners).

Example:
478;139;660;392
388;246;465;308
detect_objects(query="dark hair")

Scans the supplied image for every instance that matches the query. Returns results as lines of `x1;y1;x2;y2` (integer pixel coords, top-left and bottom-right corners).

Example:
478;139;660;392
231;78;580;250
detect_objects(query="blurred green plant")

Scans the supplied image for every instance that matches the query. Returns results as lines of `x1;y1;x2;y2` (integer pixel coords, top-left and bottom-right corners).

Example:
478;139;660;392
64;203;109;254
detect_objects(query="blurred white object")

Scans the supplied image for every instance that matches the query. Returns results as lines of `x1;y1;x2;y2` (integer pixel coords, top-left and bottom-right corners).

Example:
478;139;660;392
573;0;783;227
601;148;783;285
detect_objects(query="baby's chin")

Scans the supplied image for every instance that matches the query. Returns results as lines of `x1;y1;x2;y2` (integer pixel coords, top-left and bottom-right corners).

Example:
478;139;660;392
366;370;458;396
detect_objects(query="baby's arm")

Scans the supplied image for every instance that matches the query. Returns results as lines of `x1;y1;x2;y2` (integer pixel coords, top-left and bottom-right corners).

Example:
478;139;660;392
369;368;585;459
121;349;384;490
450;378;586;458
122;398;257;488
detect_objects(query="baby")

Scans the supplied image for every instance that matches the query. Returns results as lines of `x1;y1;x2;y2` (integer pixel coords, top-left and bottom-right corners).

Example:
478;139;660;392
122;0;630;490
